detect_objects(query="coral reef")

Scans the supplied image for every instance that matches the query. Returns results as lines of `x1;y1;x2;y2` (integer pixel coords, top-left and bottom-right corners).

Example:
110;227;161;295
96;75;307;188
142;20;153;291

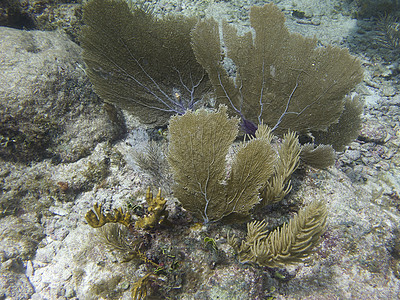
6;1;398;299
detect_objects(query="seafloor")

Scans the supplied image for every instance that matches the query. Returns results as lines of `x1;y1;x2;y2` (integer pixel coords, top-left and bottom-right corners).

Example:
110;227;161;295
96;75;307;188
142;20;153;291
0;0;400;299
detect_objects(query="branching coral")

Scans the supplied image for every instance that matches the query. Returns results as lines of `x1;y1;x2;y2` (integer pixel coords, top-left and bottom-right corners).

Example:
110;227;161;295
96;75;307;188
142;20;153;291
261;131;301;206
85;203;132;228
85;187;168;230
228;201;327;268
377;13;400;51
135;187;168;229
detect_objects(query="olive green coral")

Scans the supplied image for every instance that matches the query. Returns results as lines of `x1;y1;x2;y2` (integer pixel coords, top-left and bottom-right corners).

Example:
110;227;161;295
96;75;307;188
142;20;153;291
167;106;276;223
377;13;400;51
261;130;301;206
81;0;209;125
85;187;168;230
135;187;168;229
132;273;161;300
300;143;336;169
191;3;363;136
97;224;142;262
133;141;171;191
85;203;132;228
311;96;364;152
228;201;327;268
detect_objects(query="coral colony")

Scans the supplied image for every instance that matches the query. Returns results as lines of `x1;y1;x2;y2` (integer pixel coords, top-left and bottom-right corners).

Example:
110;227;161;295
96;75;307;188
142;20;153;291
82;0;363;297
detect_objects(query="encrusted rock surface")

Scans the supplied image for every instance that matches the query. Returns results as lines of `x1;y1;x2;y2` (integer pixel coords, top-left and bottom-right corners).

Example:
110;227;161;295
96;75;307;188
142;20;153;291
0;26;125;163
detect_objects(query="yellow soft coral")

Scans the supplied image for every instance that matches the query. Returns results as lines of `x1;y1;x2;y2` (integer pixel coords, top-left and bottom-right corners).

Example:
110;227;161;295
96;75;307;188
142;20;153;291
85;203;132;228
132;273;160;300
135;187;168;229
